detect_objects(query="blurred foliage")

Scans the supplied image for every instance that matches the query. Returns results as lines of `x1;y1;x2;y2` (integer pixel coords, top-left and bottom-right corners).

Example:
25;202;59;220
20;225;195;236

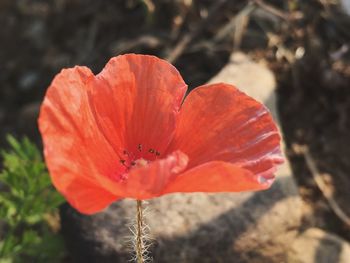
0;135;65;263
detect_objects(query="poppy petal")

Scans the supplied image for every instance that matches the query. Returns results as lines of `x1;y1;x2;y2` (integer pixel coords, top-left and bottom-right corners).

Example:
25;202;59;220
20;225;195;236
123;151;188;199
163;161;273;194
89;54;187;161
63;177;121;214
166;83;283;178
39;67;124;214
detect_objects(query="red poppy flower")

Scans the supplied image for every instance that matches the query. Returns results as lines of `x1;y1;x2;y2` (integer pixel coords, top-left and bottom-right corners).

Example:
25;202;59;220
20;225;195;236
38;54;284;215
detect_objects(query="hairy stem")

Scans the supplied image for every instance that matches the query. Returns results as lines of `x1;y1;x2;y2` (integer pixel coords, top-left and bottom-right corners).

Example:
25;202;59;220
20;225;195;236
136;200;144;263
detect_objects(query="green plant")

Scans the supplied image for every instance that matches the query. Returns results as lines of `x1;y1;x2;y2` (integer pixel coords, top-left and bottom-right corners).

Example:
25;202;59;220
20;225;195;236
0;135;65;263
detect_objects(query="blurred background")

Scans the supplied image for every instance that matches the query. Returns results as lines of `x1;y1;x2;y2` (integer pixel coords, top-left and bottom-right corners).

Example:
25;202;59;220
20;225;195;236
1;0;350;262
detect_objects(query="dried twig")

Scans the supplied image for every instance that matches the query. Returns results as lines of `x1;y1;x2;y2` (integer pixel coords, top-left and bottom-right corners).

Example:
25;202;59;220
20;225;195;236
293;144;350;227
143;0;155;13
110;35;162;55
170;0;193;41
214;3;255;47
164;0;228;63
252;0;289;20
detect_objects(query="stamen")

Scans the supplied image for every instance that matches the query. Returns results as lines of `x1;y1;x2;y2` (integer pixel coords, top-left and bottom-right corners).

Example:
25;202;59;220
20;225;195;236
119;145;157;173
120;159;127;167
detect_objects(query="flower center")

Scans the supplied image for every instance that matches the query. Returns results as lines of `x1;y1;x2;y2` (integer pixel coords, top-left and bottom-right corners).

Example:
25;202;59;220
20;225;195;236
116;144;161;181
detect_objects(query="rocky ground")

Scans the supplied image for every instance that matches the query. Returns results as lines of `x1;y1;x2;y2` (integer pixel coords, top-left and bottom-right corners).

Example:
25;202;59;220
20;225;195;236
1;1;350;262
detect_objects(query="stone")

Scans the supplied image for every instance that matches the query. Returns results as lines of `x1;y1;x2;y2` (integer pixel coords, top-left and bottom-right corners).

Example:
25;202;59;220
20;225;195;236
288;228;350;263
60;52;302;262
341;0;350;16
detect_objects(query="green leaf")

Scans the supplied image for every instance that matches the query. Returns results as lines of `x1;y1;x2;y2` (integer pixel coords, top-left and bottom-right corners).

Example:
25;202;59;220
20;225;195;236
0;135;66;262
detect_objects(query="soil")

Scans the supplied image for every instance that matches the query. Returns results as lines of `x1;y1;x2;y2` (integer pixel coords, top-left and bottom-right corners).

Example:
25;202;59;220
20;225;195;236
1;0;350;257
